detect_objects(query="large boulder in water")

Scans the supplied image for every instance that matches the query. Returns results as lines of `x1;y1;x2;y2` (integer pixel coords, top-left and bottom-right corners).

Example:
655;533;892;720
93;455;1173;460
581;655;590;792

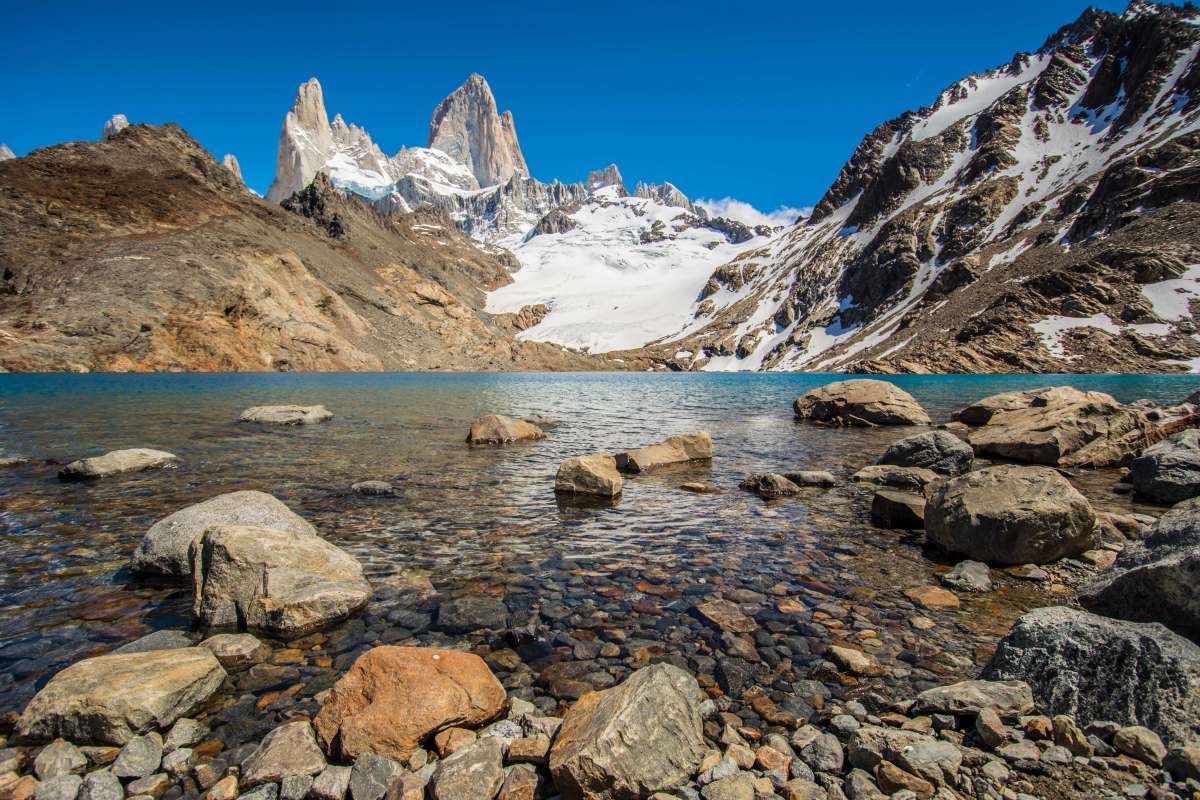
983;606;1200;744
239;405;332;425
549;663;706;800
925;465;1097;565
1129;429;1200;504
132;491;317;578
954;386;1153;468
555;454;623;497
59;448;179;480
877;430;973;474
466;415;545;445
17;648;226;745
1079;497;1200;642
794;379;929;426
615;432;712;473
190;525;371;639
313;646;506;762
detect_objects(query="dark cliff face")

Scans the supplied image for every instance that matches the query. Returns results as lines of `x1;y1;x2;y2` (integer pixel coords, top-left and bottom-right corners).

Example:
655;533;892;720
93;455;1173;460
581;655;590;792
654;1;1200;374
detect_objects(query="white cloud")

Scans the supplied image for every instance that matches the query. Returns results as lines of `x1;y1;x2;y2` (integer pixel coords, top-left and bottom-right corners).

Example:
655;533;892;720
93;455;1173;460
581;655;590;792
695;197;811;228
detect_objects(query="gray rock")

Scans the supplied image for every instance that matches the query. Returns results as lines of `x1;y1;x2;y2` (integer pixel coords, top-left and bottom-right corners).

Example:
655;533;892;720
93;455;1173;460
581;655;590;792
310;766;352;800
349;753;401;800
36;774;83;800
982;606;1200;743
843;769;885;800
59;449;178;481
1130;429;1200;504
79;771;123;800
35;741;87;779
437;595;508;633
241;721;326;788
429;737;505;800
164;719;208;753
739;473;800;499
878;431;973;475
850;465;939;491
1164;746;1200;781
1079;496;1200;642
698;756;738;784
113;733;163;779
280;776;314;800
869;490;924;529
238;785;279;800
349;481;395;497
940;561;992;593
925;465;1098;565
161;748;192;779
133;491;316;577
549;663;706;799
113;630;195;655
238;405;332;426
912;680;1034;718
782;470;836;487
199;633;271;672
699;773;754;800
848;726;960;785
801;733;843;773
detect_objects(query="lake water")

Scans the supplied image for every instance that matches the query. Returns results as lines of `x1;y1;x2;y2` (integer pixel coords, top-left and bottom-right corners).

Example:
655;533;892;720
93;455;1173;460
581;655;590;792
0;372;1197;731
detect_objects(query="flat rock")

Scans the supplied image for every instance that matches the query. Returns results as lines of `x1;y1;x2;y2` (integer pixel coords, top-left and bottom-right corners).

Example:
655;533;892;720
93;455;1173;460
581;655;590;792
347;753;401;800
911;680;1034;717
940;560;992;593
59;449;178;481
925;465;1098;565
549;663;706;800
1130;429;1200;504
113;733;163;779
982;606;1200;743
694;599;757;634
314;646;506;762
78;771;121;800
782;470;836;487
615;432;712;473
738;473;800;499
466;415;544;445
34;742;86;780
17;648;225;745
794;379;930;426
239;406;332;425
877;430;973;475
133;491;316;578
851;465;939;491
35;775;82;800
241;721;326;787
191;525;371;640
199;633;271;671
870;490;925;529
555;454;622;497
904;585;959;610
349;481;395;497
113;631;194;654
310;766;351;800
437;595;508;634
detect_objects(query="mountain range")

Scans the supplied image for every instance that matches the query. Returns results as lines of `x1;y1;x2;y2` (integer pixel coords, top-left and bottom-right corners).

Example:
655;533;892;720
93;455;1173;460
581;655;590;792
1;0;1198;373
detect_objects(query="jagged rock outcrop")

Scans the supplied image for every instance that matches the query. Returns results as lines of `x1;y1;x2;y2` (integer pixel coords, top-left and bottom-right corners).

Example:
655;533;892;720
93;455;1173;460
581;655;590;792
427;73;528;188
634;181;694;212
266;78;334;203
221;154;243;185
100;114;129;142
0;144;13;161
586;164;627;195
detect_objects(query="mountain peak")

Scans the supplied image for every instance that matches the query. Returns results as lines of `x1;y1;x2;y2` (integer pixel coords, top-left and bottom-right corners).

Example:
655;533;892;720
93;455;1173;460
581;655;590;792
100;114;129;142
266;77;335;203
0;144;13;161
221;153;244;185
427;73;528;187
586;164;627;195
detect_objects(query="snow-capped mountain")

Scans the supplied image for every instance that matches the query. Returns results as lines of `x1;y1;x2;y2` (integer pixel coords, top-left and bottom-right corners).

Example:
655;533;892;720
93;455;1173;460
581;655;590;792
645;0;1200;373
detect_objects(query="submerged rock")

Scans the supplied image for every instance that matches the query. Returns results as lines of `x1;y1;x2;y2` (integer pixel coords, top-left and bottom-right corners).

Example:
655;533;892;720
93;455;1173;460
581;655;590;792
1129;429;1200;504
239;405;333;425
738;473;800;499
314;646;506;762
615;432;712;473
17;648;226;745
190;525;371;639
925;465;1097;565
549;663;706;800
940;560;992;592
554;454;622;497
983;606;1200;743
466;415;545;445
132;490;316;578
793;379;930;426
877;430;973;474
350;481;396;496
58;449;179;480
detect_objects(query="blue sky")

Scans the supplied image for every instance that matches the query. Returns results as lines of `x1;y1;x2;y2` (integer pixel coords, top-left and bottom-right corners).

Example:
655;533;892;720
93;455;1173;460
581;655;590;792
2;0;1130;212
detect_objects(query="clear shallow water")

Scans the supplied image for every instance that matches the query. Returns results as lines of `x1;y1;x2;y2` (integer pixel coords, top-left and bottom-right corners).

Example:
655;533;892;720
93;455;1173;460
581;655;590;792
0;371;1197;718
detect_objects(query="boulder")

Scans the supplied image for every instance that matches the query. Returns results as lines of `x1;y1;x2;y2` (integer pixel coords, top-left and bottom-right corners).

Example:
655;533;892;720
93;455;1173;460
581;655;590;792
738;473;800;499
982;606;1200;743
793;379;929;426
1129;429;1200;504
877;431;972;475
925;465;1097;565
58;449;179;481
911;680;1034;718
239;406;332;425
1079;496;1200;642
955;387;1153;468
554;455;622;497
17;648;226;745
241;721;327;788
850;465;939;492
870;490;924;529
782;470;836;487
190;525;371;640
33;742;86;779
549;663;706;800
314;646;506;762
466;415;544;445
132;491;316;578
615;432;712;473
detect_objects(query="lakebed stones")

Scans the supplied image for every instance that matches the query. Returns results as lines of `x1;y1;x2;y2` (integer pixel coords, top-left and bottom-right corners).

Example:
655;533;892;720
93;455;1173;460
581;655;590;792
314;646;506;762
554;454;622;497
1129;428;1200;504
238;405;333;426
190;525;371;640
436;594;508;633
1079;496;1200;641
954;386;1152;468
983;606;1200;743
549;663;706;800
877;430;973;475
466;415;545;446
17;648;226;745
793;379;930;426
738;473;800;499
924;465;1097;565
132;491;316;578
615;432;713;473
58;449;179;481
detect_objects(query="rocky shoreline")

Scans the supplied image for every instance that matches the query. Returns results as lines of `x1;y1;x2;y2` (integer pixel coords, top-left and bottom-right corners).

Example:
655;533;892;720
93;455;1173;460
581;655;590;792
1;383;1199;800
